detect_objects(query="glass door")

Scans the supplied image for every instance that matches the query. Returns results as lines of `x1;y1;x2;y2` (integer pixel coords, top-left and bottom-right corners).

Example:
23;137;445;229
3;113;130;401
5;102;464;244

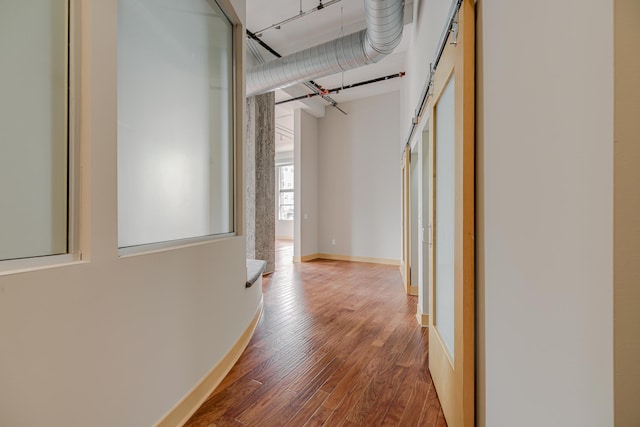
427;1;475;426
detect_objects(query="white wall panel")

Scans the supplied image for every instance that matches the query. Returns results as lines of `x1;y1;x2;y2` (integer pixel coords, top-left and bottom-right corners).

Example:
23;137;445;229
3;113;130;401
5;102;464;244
318;92;401;261
476;1;614;425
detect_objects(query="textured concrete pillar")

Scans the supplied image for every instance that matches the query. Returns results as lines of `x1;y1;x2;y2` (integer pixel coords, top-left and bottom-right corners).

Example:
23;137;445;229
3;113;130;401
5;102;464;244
245;92;275;273
245;99;257;261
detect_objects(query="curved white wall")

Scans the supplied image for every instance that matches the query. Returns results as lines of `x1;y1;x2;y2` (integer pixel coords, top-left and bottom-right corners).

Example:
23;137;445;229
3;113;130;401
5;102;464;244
0;1;261;426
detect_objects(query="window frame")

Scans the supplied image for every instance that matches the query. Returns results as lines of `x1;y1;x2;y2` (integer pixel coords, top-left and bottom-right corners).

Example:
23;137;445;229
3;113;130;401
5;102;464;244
277;163;294;221
116;0;240;256
0;0;79;274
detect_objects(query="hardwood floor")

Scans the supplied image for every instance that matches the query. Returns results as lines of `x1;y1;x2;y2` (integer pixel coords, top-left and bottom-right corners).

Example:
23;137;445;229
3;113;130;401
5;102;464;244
185;241;446;426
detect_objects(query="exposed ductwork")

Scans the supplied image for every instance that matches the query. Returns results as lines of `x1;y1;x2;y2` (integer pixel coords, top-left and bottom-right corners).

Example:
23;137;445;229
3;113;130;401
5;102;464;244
246;0;405;97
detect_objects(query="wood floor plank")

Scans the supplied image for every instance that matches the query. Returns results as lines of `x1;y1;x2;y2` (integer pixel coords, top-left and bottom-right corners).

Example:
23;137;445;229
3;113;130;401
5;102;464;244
318;333;377;395
319;344;383;411
263;359;342;427
371;311;406;347
321;339;401;425
357;365;408;425
397;381;431;426
380;368;417;426
209;414;246;426
235;389;297;424
345;325;415;424
396;329;427;368
185;379;262;427
184;241;446;427
435;408;448;427
303;404;335;427
283;390;330;427
418;378;442;427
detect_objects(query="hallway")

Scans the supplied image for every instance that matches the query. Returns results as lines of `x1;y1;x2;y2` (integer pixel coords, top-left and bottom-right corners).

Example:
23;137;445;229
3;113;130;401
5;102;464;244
185;242;446;426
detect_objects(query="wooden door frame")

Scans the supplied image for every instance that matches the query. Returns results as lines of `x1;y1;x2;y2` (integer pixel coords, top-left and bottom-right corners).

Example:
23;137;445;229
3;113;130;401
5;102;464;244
427;0;475;426
401;145;418;296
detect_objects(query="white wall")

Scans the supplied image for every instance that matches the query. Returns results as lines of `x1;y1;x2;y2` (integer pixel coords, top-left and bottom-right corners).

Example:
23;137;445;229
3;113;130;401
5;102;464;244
404;0;616;425
402;0;452;149
276;216;294;239
294;110;319;258
476;1;614;426
317;92;401;261
0;1;262;426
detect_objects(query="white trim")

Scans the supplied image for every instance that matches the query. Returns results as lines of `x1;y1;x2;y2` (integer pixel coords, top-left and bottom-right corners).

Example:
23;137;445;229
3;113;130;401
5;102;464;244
296;253;401;266
118;233;237;258
0;254;83;277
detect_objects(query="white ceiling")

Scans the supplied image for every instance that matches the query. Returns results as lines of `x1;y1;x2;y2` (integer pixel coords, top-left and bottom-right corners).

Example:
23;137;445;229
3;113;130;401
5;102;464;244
245;0;411;118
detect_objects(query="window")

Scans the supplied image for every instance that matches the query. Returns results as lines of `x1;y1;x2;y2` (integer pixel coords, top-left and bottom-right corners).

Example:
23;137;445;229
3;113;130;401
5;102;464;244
117;0;235;249
277;164;294;221
0;1;69;261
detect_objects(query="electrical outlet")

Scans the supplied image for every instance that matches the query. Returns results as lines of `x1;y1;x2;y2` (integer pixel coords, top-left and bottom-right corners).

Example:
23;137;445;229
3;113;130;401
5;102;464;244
331;239;336;245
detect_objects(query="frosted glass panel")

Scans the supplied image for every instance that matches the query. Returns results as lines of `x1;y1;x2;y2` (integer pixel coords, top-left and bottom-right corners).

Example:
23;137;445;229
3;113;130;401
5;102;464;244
434;75;455;360
0;1;68;261
118;0;234;248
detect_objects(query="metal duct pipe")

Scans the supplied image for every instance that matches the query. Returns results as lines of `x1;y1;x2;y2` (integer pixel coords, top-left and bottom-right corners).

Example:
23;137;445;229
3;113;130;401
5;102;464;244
246;0;404;97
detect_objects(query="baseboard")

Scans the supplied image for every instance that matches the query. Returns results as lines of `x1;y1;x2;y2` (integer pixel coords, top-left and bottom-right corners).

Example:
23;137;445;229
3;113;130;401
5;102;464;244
293;253;320;263
155;298;264;427
416;308;429;327
314;253;400;266
275;236;293;240
293;253;400;266
407;285;419;296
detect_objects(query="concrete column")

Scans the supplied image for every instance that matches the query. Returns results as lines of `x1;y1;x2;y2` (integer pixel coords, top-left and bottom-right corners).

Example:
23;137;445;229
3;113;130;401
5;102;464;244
245;92;275;272
245;98;257;260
